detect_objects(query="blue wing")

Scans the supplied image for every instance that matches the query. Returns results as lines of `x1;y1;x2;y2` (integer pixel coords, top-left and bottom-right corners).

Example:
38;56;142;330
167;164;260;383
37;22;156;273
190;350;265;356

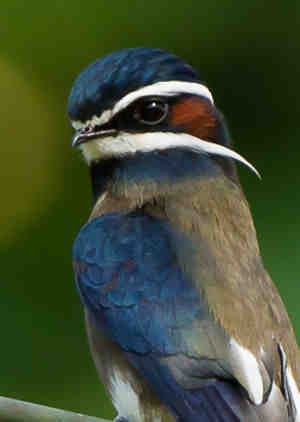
73;212;203;354
73;212;283;422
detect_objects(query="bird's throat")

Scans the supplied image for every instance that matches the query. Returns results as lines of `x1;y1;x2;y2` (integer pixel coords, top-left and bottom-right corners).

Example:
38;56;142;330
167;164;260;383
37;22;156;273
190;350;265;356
89;149;230;212
90;158;121;205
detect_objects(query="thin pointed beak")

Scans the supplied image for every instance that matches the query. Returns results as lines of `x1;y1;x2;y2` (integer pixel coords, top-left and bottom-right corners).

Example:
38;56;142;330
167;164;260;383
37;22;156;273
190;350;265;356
72;129;117;148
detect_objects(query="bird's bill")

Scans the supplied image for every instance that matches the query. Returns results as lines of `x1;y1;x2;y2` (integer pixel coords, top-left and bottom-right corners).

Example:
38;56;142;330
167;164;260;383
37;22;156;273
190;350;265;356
72;128;117;148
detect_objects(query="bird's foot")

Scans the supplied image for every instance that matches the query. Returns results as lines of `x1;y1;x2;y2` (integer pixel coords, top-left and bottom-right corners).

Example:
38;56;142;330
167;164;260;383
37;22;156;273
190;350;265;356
114;416;130;422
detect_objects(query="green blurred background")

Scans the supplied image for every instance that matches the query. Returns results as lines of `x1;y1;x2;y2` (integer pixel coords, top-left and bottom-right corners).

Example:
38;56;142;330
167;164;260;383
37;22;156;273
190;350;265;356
1;0;299;418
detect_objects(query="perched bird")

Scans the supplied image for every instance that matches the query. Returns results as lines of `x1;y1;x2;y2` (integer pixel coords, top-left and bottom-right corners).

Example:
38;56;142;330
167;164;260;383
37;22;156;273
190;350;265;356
68;47;300;421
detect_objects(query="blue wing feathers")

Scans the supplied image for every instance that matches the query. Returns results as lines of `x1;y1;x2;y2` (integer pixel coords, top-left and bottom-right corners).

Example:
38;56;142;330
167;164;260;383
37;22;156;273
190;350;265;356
73;211;263;421
73;212;201;354
125;353;252;422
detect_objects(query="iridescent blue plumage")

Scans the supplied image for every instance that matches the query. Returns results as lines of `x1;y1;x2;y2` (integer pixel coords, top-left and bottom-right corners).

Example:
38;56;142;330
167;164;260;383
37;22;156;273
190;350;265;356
70;47;300;422
67;48;200;121
73;211;271;421
73;212;203;354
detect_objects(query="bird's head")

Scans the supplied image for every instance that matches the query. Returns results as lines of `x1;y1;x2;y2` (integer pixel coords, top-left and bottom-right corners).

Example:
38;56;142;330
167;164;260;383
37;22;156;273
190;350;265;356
68;48;258;201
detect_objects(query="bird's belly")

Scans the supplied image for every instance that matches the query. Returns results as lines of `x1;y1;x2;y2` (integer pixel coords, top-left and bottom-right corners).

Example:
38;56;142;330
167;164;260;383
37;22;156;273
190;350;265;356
109;369;145;422
85;309;175;422
109;369;175;422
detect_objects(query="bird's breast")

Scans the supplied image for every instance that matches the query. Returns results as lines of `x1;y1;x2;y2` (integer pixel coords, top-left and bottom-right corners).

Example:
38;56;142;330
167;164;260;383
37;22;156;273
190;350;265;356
74;210;210;355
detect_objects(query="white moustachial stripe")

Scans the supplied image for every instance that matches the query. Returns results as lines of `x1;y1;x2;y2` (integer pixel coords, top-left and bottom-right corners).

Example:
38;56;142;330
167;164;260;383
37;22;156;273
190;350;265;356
80;131;260;177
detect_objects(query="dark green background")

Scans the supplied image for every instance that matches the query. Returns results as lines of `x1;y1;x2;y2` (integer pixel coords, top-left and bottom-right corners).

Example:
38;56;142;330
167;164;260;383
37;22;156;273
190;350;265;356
1;1;299;419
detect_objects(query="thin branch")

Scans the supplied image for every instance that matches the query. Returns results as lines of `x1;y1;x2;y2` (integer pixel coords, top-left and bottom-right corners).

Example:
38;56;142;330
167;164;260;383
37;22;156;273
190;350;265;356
0;395;109;422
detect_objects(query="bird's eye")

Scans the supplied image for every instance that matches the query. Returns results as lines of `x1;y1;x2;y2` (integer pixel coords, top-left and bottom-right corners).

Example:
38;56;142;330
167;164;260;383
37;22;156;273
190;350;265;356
134;99;168;125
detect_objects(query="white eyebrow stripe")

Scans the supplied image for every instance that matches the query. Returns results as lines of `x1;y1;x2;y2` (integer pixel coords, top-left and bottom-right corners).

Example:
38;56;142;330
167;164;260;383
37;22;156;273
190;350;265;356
113;81;214;115
71;81;214;131
71;109;112;130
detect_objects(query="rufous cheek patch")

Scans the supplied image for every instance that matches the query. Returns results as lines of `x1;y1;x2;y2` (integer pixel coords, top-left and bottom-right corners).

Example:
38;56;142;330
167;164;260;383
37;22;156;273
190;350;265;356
171;97;218;142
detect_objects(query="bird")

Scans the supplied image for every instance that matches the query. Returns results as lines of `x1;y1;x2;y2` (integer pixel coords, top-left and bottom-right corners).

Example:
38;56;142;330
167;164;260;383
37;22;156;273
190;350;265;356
68;47;300;421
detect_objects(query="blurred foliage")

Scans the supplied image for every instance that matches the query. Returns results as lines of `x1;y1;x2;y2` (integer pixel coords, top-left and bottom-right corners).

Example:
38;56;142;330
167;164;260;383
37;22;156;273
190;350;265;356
0;0;299;419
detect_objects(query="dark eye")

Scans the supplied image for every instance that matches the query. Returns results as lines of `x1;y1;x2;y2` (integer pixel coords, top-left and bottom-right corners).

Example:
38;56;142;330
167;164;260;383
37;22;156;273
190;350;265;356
134;99;168;125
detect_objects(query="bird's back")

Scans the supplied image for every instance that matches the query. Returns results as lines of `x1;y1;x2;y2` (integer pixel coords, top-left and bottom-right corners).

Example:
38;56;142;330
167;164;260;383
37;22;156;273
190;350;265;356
69;47;300;422
73;188;298;422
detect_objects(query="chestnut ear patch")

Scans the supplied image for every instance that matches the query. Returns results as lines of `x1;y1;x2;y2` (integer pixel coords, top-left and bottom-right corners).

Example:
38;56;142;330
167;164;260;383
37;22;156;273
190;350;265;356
171;96;219;143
